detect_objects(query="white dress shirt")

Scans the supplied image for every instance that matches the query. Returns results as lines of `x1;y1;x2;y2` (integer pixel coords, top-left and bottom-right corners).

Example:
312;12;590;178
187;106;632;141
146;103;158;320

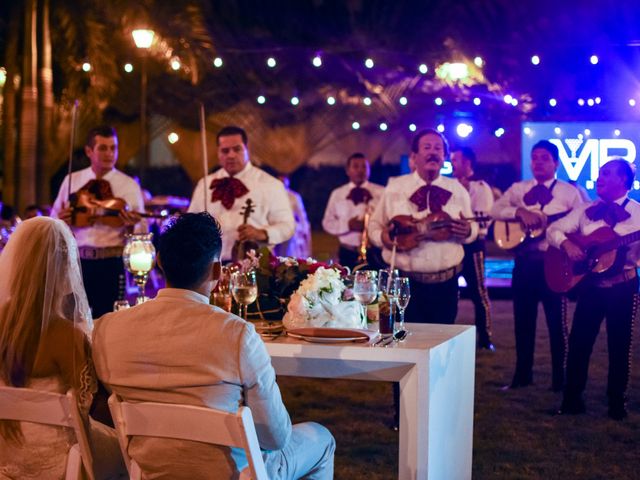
465;179;494;238
92;288;292;476
491;178;583;252
547;195;640;270
322;181;384;248
368;172;477;273
274;190;311;258
51;167;145;248
188;163;295;261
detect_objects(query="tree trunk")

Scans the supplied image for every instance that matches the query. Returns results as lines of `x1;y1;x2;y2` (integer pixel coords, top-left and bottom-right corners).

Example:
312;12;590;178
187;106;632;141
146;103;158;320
18;0;39;214
1;4;21;207
37;0;54;204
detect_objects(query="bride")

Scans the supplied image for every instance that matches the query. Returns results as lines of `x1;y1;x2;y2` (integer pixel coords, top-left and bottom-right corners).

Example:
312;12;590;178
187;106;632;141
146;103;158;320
0;217;125;479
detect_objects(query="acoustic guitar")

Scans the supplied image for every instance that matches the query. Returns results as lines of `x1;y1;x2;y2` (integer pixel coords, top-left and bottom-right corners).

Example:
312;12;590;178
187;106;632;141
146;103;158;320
493;210;570;250
231;198;260;262
544;226;640;293
389;212;491;251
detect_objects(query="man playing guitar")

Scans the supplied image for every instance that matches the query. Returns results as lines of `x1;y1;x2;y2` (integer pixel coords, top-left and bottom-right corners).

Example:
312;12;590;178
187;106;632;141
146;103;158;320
491;140;584;392
548;159;640;420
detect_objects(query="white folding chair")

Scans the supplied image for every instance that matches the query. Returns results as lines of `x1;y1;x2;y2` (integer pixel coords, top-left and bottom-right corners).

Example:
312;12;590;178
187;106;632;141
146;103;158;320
108;394;268;480
0;386;95;480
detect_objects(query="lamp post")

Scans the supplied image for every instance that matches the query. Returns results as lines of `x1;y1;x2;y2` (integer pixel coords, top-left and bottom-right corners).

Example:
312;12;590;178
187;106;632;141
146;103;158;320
132;29;155;185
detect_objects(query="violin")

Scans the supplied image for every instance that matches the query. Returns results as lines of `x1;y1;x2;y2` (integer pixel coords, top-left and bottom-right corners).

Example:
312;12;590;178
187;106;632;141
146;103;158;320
389;212;490;250
70;179;164;228
231;198;261;261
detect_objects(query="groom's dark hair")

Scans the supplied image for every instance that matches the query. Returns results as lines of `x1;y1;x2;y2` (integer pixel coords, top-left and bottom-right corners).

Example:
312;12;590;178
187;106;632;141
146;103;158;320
158;212;222;289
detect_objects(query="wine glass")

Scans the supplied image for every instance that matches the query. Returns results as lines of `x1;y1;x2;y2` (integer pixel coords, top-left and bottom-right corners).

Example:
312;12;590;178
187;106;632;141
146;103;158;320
378;268;399;295
230;270;258;320
353;270;378;325
392;277;411;335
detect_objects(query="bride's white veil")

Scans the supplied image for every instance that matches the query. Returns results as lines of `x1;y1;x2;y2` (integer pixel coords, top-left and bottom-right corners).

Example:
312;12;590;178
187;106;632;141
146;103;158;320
0;217;92;387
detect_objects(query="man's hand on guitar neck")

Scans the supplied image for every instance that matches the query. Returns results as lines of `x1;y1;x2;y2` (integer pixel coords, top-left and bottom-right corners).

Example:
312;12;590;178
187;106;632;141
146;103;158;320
238;224;268;242
561;239;586;262
515;207;546;230
119;210;142;227
448;219;472;239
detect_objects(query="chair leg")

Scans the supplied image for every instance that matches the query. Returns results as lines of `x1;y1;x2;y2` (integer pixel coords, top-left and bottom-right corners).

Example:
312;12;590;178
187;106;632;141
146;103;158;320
65;444;83;480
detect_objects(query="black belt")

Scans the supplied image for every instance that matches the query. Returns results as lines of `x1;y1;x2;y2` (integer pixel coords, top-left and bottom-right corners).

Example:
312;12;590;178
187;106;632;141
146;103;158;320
403;264;463;284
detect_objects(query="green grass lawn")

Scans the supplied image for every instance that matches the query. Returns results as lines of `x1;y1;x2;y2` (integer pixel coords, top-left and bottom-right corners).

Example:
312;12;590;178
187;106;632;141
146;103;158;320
278;299;640;479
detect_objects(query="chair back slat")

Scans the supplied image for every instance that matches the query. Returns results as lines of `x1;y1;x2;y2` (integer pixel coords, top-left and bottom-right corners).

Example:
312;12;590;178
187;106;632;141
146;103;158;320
108;394;269;480
0;386;95;480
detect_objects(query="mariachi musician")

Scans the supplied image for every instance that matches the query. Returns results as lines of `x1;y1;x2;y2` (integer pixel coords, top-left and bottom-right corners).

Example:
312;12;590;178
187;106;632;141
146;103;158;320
369;128;477;325
53;125;146;318
491;140;583;392
548;159;640;420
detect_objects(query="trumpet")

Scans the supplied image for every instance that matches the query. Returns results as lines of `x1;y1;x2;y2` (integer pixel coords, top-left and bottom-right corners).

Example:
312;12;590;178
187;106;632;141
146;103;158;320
357;209;371;264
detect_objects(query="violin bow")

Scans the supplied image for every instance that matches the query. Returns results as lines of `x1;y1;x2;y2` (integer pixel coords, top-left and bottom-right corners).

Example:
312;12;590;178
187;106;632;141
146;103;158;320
199;102;209;213
66;100;79;203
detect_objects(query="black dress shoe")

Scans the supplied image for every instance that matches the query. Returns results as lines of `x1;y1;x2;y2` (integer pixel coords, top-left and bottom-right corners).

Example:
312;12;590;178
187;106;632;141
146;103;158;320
557;398;586;415
478;342;496;352
500;380;532;391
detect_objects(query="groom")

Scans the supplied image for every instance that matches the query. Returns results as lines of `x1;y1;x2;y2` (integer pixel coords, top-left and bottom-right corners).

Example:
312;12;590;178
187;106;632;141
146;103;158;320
92;212;335;479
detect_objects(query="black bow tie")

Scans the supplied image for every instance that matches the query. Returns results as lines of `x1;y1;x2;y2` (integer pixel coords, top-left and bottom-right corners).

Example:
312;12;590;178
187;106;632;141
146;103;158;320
523;184;553;207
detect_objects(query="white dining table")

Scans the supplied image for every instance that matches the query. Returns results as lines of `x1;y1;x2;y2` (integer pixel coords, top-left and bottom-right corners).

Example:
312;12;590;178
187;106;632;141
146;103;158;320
265;323;476;480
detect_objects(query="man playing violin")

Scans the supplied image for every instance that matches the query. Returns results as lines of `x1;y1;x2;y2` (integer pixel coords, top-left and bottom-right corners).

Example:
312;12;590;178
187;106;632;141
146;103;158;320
369;128;477;325
491;140;583;392
322;153;384;270
187;125;294;263
52;125;145;318
548;159;640;420
452;146;496;350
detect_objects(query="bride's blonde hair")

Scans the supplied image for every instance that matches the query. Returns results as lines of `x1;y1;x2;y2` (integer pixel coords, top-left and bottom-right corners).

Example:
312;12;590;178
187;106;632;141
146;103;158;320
0;217;91;442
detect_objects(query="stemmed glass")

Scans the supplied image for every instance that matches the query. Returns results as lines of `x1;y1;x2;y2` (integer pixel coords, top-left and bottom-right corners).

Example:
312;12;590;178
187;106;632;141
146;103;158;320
230;270;258;320
378;268;399;295
353;270;378;323
392;277;411;335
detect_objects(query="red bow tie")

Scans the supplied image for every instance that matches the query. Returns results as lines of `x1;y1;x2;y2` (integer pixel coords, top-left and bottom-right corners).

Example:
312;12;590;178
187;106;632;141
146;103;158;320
210;177;249;209
523;184;553;207
409;184;452;212
585;201;630;227
346;186;372;205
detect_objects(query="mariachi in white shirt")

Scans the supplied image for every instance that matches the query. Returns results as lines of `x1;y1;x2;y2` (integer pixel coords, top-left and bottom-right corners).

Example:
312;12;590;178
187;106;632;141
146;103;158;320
188;163;295;261
547;195;640;271
51;167;145;248
463;179;494;239
368;172;477;274
491;178;583;253
322;180;384;249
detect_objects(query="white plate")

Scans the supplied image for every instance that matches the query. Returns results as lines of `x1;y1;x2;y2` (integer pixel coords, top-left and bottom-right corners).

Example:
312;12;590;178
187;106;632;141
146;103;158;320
286;332;367;343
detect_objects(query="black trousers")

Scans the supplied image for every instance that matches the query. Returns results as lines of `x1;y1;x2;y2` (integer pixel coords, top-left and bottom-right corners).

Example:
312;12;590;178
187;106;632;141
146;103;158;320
563;276;639;408
81;257;125;319
462;241;492;345
511;254;568;389
404;275;459;325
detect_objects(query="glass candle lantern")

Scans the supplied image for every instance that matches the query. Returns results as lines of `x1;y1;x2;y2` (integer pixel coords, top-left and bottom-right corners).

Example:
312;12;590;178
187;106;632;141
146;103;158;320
123;233;156;304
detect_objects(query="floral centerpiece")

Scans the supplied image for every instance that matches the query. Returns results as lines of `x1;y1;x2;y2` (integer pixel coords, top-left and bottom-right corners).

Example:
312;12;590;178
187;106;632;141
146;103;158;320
230;247;365;329
283;266;365;329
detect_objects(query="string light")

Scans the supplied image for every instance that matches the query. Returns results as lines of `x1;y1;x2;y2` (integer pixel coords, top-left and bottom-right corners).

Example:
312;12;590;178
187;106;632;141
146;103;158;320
409;123;417;132
167;132;179;144
578;98;585;106
587;98;595;106
614;129;621;136
363;97;372;106
584;128;591;136
590;55;599;65
124;63;133;73
510;98;518;106
312;55;322;67
549;98;557;107
629;98;636;107
474;56;484;67
213;57;223;68
473;97;481;106
494;127;505;137
595;97;602;104
267;57;277;68
531;55;540;65
456;123;473;138
524;127;532;136
437;124;445;132
434;97;443;106
399;96;408;106
364;58;374;69
257;95;266;104
290;96;300;105
379;122;388;131
326;96;336;105
170;58;181;70
418;63;428;74
554;126;562;135
82;62;91;72
352;121;360;130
